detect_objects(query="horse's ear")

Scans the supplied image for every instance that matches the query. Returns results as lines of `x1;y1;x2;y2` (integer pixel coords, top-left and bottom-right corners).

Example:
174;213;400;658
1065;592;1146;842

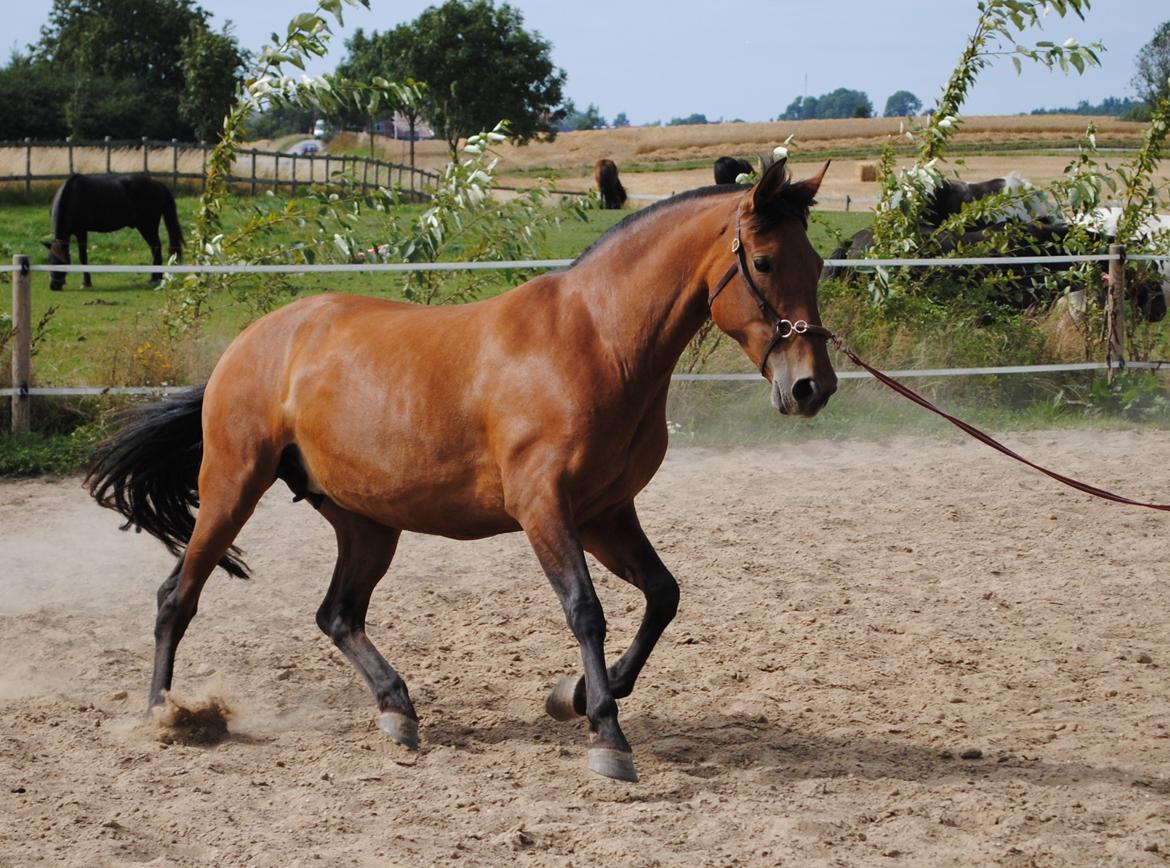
751;157;789;211
785;160;831;205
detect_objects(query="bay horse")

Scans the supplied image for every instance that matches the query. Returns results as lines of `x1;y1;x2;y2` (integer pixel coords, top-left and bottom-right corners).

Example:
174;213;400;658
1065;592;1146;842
87;159;836;782
45;173;183;291
593;158;628;209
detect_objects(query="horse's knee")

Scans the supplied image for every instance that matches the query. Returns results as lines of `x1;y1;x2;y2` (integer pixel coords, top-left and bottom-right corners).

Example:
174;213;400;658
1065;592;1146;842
565;595;606;643
648;572;680;622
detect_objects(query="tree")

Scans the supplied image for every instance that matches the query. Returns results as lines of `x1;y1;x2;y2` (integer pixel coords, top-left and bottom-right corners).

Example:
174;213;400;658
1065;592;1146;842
883;90;923;117
1133;21;1170;106
337;25;429;164
35;0;244;140
817;88;873;119
395;0;566;156
556;100;606;131
668;113;708;126
612;112;630;128
179;24;247;142
0;52;71;140
779;95;818;120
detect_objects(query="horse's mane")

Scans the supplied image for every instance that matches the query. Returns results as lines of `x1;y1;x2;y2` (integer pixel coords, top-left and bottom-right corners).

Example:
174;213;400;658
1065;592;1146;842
572;185;741;266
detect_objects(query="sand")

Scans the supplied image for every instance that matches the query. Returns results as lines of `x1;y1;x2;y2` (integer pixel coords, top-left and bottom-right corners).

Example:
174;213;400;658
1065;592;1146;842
2;430;1169;866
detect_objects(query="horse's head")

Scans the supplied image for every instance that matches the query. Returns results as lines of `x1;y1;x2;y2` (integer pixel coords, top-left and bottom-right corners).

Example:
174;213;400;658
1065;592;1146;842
709;158;837;417
43;239;70;291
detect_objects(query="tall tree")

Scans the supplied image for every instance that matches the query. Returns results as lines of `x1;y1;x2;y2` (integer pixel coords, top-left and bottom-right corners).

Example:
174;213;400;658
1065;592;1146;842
337;26;427;164
883;90;923;117
179;24;247;142
1133;21;1170;106
397;0;566;155
0;52;71;140
36;0;244;140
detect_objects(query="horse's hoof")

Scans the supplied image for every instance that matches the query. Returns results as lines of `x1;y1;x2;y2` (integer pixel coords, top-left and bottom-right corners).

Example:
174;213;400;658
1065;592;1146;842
545;676;584;721
587;748;639;782
377;711;419;750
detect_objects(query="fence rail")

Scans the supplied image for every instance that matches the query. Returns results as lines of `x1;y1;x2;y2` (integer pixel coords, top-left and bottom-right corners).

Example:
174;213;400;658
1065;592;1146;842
7;249;1170;433
0;137;440;198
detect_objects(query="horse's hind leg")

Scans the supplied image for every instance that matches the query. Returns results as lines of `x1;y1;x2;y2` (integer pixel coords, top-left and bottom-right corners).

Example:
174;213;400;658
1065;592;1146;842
314;501;416;747
148;455;275;708
139;223;163;284
547;502;679;722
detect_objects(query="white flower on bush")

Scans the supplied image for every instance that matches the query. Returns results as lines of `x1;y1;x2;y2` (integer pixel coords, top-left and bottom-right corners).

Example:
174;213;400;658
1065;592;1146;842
772;145;789;161
937;115;956;130
1063;37;1078;48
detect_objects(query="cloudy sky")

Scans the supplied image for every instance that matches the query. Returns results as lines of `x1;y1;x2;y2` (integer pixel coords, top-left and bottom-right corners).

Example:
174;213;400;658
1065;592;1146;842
6;1;1166;124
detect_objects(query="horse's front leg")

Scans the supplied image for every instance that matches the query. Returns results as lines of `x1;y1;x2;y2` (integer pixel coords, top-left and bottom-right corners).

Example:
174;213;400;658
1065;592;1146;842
546;502;679;722
520;497;637;781
77;231;91;288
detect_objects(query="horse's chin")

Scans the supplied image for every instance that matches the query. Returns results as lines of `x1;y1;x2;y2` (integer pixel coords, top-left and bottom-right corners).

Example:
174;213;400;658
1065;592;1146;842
769;380;791;415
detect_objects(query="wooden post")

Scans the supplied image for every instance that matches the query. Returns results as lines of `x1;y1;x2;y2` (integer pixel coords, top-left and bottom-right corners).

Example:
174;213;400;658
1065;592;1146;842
274;153;280;194
11;255;31;436
24;137;31;196
325;152;331;185
200;141;207;191
105;135;112;173
66;136;73;175
142;137;149;173
291;153;298;196
172;138;179;188
1107;243;1127;377
845;194;851;212
362;157;369;194
308;152;314;185
250;148;258;196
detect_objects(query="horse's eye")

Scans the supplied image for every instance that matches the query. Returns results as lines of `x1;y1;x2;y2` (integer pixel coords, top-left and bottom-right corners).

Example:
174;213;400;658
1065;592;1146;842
753;256;772;273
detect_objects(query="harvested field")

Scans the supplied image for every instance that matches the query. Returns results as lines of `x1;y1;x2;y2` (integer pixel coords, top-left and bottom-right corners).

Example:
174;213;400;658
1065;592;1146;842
2;429;1169;865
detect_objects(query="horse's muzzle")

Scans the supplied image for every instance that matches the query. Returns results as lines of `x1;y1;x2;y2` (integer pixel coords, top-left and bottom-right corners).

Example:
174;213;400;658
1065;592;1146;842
772;376;836;417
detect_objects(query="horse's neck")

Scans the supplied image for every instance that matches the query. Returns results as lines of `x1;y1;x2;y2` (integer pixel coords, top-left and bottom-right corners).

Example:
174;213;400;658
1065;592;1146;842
568;195;736;386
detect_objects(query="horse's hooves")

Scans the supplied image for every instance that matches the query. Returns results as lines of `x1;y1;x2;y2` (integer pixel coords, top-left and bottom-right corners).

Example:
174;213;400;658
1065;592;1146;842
378;711;419;750
545;676;584;721
587;748;639;782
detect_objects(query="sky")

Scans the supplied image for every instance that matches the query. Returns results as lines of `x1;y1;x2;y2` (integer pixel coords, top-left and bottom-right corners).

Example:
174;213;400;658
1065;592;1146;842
5;1;1166;125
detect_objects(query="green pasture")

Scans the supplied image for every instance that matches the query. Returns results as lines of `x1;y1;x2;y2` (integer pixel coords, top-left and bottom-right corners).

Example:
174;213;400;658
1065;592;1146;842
3;190;1169;476
0;195;869;386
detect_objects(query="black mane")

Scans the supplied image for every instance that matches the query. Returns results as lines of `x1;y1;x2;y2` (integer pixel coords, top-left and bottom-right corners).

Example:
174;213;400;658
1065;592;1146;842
572;185;742;266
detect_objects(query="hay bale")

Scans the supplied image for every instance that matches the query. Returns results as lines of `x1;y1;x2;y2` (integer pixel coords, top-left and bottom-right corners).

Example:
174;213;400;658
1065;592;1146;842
858;163;878;182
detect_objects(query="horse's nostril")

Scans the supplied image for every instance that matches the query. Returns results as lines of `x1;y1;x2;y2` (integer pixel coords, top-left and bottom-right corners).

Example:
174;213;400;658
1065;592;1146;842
792;377;818;407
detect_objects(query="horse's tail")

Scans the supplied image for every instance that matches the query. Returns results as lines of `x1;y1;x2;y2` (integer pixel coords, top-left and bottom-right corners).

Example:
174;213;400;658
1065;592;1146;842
85;385;249;578
161;187;183;257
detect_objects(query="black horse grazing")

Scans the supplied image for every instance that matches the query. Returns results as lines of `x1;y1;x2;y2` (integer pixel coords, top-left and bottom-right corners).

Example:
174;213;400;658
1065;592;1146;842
713;156;752;185
45;173;183;291
593;158;627;209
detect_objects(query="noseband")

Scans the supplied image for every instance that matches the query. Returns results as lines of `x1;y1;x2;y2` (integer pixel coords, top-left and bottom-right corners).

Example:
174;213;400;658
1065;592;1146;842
707;218;832;377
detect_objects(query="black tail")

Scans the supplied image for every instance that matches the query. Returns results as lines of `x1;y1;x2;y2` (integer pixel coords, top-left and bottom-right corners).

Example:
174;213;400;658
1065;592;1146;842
86;385;248;578
161;188;184;257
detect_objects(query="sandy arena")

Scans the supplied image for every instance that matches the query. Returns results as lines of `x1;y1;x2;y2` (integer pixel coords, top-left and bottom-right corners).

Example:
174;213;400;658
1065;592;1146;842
2;430;1169;866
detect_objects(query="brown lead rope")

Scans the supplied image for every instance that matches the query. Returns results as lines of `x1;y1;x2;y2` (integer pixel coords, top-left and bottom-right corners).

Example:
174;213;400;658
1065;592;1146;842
829;334;1170;512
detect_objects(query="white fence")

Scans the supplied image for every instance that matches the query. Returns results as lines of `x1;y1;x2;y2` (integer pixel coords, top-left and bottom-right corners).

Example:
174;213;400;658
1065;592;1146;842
5;250;1170;432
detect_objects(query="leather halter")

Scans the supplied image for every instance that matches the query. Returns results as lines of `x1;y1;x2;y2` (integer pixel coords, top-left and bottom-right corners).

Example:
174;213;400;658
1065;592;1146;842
707;217;832;378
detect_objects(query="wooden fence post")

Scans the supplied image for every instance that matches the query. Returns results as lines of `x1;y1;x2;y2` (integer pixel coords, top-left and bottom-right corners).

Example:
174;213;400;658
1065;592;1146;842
66;136;74;175
1107;242;1127;378
172;139;179;188
142;137;149;173
24;137;31;196
362;157;369;194
274;153;280;194
11;255;31;436
325;152;331;185
200;142;207;191
250;148;258;196
291;153;298;196
105;136;112;173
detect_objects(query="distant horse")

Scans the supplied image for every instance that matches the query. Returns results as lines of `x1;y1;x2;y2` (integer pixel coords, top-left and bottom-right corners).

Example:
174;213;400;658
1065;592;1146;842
925;172;1055;229
45;173;183;291
594;158;628;209
87;159;836;783
821;221;1167;320
713;156;753;185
